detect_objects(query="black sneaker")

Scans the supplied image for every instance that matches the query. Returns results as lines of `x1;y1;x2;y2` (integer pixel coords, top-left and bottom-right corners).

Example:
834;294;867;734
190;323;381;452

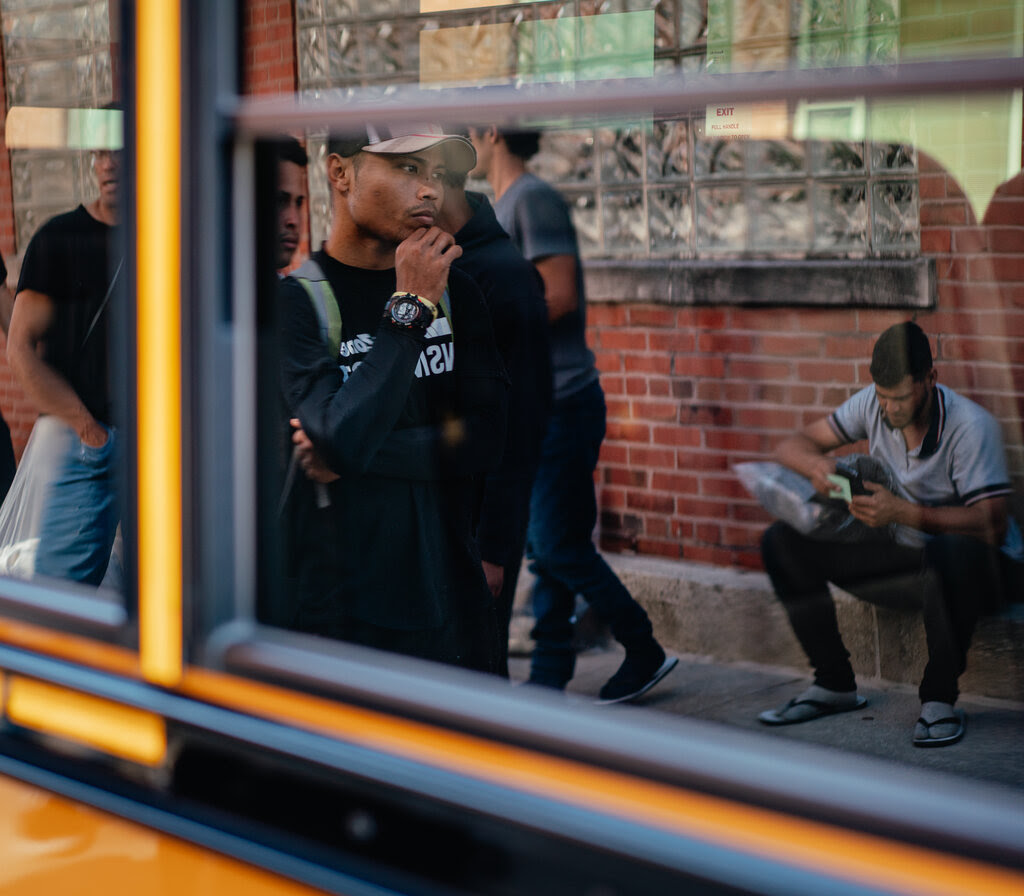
596;645;678;704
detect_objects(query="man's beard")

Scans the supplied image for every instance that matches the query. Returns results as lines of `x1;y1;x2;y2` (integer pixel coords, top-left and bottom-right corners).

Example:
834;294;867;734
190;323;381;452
885;389;930;429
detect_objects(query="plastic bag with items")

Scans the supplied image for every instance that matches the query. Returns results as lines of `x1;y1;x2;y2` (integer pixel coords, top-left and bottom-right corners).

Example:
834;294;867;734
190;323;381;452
0;416;122;587
734;454;898;543
0;416;65;578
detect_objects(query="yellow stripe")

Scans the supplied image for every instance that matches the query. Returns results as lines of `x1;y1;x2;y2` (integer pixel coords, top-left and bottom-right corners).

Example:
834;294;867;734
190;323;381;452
180;669;1024;896
5;677;166;766
136;1;183;685
0;618;140;677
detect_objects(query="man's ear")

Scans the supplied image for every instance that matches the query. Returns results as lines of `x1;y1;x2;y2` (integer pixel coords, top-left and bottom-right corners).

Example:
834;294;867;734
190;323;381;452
326;152;353;194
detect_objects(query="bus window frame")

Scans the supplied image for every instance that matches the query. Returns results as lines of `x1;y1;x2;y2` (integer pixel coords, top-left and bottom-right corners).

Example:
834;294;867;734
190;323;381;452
202;621;1024;871
0;580;129;642
193;31;1024;878
0;5;1017;889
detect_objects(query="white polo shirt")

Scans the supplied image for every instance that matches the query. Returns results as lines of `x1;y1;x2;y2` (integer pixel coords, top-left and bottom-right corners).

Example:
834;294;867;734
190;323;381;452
828;383;1023;559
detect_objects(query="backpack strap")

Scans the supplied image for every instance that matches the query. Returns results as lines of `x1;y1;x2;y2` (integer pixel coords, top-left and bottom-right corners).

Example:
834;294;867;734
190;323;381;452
287;257;341;512
292;258;342;358
438;286;452;340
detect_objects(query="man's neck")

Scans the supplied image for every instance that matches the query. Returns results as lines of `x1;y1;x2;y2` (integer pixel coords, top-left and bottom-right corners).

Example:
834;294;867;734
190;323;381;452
901;386;936;451
323;224;395;271
85;198;117;226
487;152;528;202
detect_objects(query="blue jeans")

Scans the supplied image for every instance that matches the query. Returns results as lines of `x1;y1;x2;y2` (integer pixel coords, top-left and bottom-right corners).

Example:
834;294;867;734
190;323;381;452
35;422;118;587
526;380;653;687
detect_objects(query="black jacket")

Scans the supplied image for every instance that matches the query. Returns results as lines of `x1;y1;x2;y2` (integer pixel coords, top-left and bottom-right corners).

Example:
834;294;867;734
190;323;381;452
279;252;508;654
453;192;552;567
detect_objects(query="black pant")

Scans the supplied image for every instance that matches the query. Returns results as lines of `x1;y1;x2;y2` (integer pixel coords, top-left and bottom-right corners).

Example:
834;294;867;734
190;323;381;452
0;412;14;504
762;522;1018;704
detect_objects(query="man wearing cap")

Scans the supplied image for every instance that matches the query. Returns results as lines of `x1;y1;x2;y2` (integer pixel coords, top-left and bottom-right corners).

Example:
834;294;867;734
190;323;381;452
279;125;508;670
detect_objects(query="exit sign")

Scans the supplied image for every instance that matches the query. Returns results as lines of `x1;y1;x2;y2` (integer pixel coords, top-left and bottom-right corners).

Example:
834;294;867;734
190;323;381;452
706;103;752;136
704;102;788;139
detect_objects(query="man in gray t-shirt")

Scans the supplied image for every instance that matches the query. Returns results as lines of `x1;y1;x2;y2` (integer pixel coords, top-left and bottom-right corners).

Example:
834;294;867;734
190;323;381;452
469;126;676;703
757;322;1022;746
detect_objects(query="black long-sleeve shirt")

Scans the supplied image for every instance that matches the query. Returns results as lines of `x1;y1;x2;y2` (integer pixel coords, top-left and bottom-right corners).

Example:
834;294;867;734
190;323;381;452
279;252;507;639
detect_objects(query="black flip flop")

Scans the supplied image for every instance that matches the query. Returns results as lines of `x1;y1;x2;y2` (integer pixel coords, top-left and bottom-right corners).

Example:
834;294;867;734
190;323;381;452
913;710;965;747
758;695;868;726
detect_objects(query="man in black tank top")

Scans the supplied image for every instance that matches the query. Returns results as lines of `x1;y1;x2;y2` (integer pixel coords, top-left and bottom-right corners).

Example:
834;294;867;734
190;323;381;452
8;147;121;587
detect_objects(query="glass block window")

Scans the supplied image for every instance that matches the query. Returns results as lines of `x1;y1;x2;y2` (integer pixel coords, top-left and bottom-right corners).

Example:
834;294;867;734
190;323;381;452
525;121;918;259
296;0;917;261
1;0;116;250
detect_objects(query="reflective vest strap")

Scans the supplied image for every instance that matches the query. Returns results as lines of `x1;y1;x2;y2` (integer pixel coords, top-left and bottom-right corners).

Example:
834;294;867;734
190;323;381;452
290;261;453;352
291;259;342;358
439;286;452;340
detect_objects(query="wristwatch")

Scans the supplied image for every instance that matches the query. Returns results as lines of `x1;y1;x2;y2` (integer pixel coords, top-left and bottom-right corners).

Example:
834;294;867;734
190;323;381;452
384;292;437;332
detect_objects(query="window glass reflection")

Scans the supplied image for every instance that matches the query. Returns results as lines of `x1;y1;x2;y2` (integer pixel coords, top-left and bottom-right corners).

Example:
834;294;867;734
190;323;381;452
249;2;1024;792
0;0;123;595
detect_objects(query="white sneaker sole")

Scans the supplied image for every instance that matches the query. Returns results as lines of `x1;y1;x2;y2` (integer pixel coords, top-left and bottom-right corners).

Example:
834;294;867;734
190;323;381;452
594;656;679;705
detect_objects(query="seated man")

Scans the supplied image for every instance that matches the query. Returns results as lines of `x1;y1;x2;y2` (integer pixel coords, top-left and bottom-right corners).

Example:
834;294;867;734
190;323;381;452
758;321;1023;747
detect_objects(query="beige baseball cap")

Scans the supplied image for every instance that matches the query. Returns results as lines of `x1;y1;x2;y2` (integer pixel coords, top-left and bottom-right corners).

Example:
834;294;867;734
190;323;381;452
359;123;476;174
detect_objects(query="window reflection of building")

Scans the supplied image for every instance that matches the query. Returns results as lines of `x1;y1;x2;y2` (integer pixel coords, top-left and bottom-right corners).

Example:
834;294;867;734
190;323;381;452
270;4;1024;561
0;0;116;251
294;0;920;261
0;1;120;579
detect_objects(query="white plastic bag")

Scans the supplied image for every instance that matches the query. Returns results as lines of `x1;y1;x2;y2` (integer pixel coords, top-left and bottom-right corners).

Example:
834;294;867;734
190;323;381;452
735;455;897;543
0;416;122;588
0;416;68;579
734;461;823;535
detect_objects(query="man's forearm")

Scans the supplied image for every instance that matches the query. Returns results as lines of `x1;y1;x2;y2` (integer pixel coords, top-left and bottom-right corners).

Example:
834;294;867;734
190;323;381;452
895;499;1008;546
8;348;103;443
775;433;836;493
298;328;424;474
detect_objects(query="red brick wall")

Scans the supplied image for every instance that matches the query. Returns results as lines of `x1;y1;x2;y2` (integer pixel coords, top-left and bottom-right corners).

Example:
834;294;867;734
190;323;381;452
592;152;1024;570
0;36;34;459
242;0;298;96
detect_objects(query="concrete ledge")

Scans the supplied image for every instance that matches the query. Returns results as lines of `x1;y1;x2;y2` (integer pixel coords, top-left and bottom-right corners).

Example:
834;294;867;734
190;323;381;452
602;553;1024;702
584;258;936;308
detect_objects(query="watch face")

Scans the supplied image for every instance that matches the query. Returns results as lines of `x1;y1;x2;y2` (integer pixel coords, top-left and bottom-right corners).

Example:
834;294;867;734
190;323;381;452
392;297;420;324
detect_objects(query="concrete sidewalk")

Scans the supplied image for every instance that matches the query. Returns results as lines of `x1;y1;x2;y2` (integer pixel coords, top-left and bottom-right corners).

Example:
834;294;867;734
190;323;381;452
509;644;1024;792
